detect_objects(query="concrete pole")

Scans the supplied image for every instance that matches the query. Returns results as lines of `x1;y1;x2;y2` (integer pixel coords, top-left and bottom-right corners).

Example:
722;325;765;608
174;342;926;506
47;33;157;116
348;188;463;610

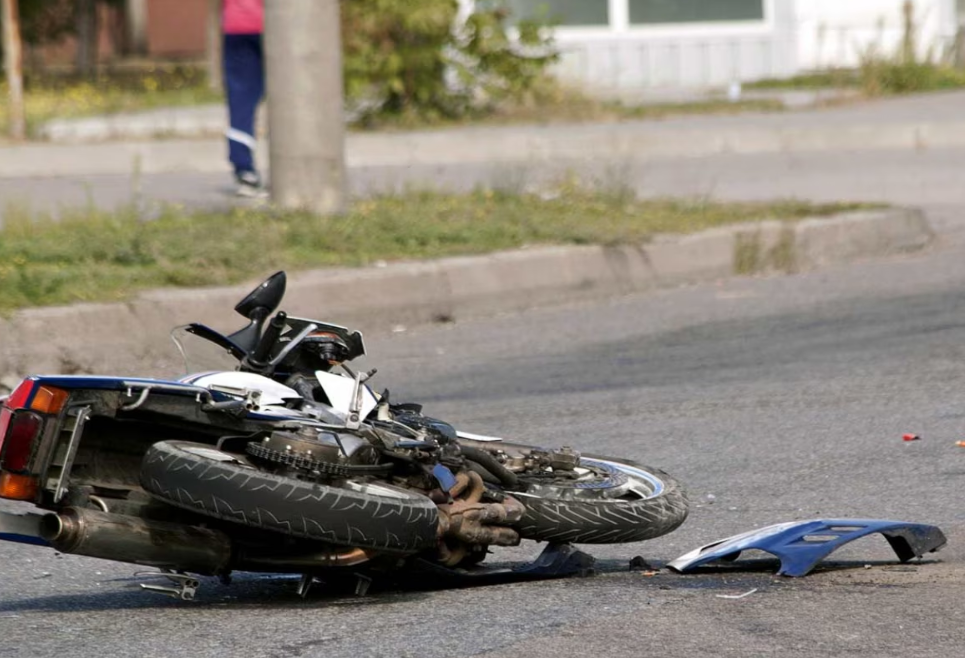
264;0;346;214
124;0;149;55
206;0;222;91
1;0;25;140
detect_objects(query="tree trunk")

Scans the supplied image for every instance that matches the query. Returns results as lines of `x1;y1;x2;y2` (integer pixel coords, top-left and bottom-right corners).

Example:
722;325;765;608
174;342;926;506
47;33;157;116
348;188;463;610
75;0;99;76
1;0;25;140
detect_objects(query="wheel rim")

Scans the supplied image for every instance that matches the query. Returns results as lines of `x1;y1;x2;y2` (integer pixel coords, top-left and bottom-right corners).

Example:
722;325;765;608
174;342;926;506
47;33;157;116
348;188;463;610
518;459;665;502
341;480;420;500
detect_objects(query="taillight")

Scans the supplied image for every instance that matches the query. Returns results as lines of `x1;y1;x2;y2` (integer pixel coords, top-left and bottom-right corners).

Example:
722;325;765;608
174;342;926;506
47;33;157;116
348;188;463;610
0;379;35;459
30;386;69;415
0;379;65;502
0;412;42;472
0;472;38;500
4;379;35;410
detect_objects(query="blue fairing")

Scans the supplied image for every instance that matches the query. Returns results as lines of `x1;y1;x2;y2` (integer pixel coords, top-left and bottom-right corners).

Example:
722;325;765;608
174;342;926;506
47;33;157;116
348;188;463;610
667;518;947;577
0;532;49;547
29;374;312;423
31;375;205;396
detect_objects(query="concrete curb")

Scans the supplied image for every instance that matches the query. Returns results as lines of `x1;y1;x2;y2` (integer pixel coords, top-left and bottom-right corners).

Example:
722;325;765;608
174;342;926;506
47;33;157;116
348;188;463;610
29;89;857;145
38;105;229;143
0;207;933;384
5;118;965;180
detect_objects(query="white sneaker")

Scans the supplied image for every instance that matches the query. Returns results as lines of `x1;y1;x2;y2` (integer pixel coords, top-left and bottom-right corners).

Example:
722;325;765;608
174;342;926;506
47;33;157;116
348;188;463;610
235;171;268;198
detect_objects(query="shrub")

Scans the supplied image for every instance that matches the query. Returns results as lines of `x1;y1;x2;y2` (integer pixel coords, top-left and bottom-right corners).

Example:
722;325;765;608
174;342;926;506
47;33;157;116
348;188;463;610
858;0;965;95
340;0;557;124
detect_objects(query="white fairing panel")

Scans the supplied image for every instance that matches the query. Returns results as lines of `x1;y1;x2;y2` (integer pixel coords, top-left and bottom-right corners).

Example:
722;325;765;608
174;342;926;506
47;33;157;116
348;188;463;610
183;371;302;407
315;371;379;419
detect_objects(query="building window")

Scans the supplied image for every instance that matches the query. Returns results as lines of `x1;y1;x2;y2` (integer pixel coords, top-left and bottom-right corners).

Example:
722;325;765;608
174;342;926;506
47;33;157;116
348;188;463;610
629;0;764;25
499;0;609;27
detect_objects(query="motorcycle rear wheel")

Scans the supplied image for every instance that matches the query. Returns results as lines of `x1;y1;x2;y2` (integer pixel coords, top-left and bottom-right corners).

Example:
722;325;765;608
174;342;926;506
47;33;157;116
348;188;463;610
139;440;439;554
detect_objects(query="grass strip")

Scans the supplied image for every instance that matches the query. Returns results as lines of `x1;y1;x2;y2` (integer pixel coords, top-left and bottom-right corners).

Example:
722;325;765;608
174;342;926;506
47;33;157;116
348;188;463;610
1;67;784;141
0;66;222;139
0;189;874;313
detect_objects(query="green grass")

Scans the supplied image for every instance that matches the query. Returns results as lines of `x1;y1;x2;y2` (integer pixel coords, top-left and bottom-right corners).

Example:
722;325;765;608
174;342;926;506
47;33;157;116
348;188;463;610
1;65;785;141
0;65;222;139
747;57;965;99
747;62;965;96
357;87;785;131
859;59;965;95
0;188;874;313
745;70;862;91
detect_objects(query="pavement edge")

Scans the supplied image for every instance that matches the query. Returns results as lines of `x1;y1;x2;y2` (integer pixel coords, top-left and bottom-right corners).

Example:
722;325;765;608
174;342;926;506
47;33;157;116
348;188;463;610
0;207;933;386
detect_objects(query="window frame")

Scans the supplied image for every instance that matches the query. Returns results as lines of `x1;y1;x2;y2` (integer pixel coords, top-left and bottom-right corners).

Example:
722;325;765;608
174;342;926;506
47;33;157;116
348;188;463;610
625;0;767;30
463;0;775;42
551;0;774;40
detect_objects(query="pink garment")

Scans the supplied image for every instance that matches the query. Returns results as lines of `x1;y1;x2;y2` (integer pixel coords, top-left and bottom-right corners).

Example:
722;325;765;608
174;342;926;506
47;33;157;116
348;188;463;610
222;0;264;35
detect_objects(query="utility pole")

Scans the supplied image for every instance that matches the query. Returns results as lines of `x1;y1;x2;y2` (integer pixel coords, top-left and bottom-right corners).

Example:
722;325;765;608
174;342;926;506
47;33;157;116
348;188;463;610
124;0;149;56
205;0;222;91
1;0;25;140
264;0;346;214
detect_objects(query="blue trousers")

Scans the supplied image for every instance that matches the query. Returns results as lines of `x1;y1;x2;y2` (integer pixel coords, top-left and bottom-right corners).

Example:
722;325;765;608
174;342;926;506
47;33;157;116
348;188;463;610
223;33;264;176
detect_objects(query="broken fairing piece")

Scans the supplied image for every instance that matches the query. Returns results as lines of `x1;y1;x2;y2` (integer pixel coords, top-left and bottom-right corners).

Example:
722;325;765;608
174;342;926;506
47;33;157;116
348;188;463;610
716;588;757;599
667;519;947;578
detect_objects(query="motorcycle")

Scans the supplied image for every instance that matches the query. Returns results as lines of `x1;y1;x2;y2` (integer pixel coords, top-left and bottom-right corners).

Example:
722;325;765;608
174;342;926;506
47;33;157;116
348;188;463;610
0;271;688;599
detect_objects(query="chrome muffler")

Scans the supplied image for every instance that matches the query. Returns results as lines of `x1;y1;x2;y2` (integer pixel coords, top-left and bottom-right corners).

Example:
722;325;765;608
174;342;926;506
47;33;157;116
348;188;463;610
40;507;232;575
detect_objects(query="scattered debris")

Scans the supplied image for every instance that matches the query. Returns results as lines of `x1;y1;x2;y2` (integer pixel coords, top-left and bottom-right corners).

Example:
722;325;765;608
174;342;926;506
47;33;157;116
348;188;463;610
704;494;717;504
956;441;965;448
668;518;946;577
902;433;921;442
629;556;654;571
716;588;757;599
641;571;658;577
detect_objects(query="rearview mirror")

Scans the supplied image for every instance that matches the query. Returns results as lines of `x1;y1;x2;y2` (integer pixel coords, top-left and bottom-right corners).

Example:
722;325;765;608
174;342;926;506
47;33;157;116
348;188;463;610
235;271;287;320
228;271;287;353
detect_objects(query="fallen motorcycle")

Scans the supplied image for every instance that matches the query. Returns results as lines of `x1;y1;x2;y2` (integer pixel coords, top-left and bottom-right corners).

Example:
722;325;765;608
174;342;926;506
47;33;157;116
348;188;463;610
0;271;688;599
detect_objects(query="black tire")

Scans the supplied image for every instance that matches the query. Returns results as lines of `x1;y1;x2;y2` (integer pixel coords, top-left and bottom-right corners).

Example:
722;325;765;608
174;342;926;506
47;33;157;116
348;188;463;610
140;441;438;554
514;459;689;544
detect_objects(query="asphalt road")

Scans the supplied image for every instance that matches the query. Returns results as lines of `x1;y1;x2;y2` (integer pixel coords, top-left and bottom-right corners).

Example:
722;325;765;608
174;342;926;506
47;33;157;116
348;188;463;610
3;232;965;656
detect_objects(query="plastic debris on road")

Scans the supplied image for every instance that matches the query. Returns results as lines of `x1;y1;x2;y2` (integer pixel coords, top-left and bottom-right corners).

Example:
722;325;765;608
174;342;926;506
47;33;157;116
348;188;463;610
667;518;947;578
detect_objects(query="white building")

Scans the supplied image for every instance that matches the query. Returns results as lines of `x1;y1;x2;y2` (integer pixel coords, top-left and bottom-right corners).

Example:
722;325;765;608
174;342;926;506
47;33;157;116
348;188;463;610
470;0;963;92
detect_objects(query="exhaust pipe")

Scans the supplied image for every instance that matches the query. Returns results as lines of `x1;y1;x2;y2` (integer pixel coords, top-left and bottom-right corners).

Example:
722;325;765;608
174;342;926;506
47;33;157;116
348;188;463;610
236;547;373;572
41;508;232;575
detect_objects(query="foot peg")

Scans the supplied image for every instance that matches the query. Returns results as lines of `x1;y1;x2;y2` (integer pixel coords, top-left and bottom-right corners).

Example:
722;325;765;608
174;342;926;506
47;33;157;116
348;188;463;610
136;570;200;601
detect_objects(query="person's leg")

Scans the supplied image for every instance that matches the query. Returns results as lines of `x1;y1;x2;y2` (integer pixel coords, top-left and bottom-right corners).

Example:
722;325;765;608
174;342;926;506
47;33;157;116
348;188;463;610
223;33;265;190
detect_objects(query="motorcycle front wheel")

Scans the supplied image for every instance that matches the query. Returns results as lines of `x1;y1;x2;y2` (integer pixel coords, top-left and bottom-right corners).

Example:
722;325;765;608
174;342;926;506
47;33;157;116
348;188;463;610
139;440;439;554
512;457;689;544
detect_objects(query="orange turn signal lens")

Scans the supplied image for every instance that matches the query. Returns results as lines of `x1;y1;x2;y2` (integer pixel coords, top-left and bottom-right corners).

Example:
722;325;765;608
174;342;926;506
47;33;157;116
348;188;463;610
30;386;69;415
0;471;38;501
